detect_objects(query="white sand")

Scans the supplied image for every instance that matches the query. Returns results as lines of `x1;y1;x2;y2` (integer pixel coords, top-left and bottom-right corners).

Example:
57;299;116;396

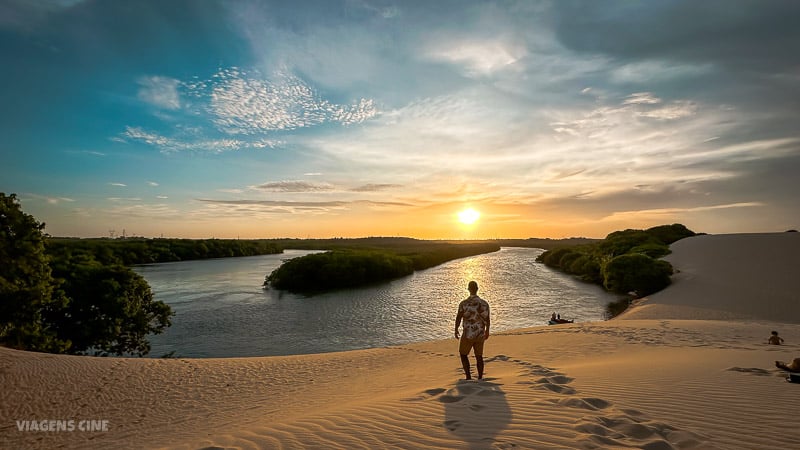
2;233;800;449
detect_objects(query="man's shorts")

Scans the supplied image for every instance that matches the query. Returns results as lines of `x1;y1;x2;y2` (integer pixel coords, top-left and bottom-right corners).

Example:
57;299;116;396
459;335;485;356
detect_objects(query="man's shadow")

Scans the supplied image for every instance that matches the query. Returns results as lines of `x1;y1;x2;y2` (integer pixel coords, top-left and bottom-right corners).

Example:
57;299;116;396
441;378;512;449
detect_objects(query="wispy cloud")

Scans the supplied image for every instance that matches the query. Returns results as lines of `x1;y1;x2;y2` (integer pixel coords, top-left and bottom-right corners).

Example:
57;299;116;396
601;202;765;223
147;181;159;186
425;38;525;77
350;183;402;192
137;76;181;110
120;126;280;153
251;181;335;193
24;193;75;204
109;182;127;187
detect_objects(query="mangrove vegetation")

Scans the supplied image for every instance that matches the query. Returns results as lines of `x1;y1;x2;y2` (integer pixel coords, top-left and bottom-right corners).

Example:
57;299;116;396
266;241;501;293
536;224;697;299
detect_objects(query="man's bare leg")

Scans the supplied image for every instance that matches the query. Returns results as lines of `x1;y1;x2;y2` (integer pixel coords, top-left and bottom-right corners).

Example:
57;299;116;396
476;355;484;379
460;354;472;379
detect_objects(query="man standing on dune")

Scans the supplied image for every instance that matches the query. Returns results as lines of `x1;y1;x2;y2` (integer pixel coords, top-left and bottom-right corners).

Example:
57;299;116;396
454;281;491;380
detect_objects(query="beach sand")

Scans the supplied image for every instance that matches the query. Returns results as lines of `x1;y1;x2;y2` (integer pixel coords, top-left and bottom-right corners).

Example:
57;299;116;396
2;233;800;449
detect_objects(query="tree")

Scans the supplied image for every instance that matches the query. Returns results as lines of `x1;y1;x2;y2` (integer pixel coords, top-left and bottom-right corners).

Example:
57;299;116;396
0;193;68;351
1;192;172;356
49;262;172;356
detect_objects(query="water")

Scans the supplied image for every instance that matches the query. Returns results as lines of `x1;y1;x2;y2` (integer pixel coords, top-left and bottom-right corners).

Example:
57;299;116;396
135;248;621;358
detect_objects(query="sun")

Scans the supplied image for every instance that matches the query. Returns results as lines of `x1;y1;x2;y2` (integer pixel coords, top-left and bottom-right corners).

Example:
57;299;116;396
457;208;481;225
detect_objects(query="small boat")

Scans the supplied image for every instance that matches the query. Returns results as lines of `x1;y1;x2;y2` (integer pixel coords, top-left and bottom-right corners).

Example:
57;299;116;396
547;319;574;325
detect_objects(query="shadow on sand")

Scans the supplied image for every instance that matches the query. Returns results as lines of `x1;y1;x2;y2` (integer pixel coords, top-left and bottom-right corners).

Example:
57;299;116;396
441;378;512;449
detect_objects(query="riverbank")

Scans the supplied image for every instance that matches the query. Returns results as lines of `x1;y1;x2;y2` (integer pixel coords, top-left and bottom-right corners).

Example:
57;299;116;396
2;233;800;449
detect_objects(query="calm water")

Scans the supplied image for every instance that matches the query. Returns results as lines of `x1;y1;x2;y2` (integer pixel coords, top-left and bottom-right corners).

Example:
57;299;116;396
135;247;621;358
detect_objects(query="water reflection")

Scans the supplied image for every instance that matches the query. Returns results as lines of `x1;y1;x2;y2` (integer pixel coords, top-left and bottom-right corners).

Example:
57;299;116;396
137;247;620;358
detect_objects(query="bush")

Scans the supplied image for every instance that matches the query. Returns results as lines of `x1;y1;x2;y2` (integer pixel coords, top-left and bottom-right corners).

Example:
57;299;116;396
266;250;415;293
628;243;671;259
645;224;696;245
602;253;673;296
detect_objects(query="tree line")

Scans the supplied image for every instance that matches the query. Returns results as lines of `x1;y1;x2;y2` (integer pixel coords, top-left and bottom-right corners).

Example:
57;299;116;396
47;237;281;266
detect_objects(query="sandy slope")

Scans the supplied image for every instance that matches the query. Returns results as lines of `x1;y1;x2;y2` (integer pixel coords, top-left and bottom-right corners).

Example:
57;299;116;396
2;233;800;449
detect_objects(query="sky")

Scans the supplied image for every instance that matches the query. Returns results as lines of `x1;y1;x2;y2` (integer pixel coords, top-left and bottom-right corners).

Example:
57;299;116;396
2;0;799;240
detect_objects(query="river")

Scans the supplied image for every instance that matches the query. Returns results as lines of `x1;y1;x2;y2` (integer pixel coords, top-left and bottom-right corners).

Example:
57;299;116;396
135;247;621;358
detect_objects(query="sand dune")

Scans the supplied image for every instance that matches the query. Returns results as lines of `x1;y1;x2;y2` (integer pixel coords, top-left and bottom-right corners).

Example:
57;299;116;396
619;232;800;323
2;233;800;449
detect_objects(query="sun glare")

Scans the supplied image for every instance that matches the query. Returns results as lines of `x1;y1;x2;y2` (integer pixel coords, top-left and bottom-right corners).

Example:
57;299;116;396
458;208;481;225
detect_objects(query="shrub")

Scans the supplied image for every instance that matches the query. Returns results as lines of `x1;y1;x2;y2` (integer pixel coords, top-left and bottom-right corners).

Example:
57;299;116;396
602;253;673;296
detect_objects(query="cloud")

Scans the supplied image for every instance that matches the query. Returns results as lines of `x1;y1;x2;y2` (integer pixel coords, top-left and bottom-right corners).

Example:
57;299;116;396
121;67;378;153
147;181;159;186
137;76;181;110
0;0;86;33
196;198;347;215
251;181;335;193
623;92;661;105
350;183;402;192
24;193;75;204
600;202;764;223
200;68;379;134
109;182;127;187
552;1;800;71
425;38;526;76
194;197;413;217
120;126;280;153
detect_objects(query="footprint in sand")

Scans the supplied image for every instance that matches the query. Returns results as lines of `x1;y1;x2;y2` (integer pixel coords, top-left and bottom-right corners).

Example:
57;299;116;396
726;366;772;376
574;410;704;449
557;397;611;411
443;420;461;431
438;394;464;403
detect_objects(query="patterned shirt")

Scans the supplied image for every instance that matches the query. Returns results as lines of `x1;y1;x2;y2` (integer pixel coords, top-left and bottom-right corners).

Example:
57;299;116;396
458;294;490;340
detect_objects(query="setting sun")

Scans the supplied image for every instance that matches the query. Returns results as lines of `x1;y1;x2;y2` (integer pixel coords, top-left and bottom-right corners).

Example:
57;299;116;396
457;208;481;225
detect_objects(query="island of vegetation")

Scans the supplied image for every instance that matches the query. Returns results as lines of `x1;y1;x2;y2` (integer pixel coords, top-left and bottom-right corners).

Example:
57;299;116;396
265;240;501;293
535;223;697;316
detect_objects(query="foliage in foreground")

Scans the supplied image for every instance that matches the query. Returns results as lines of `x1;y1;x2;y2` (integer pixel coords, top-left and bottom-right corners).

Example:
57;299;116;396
266;243;500;293
536;224;696;297
0;193;172;356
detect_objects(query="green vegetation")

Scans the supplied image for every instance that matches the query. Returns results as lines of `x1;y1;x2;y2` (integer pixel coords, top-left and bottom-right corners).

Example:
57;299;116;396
47;237;281;266
536;224;696;299
266;242;501;293
1;193;172;356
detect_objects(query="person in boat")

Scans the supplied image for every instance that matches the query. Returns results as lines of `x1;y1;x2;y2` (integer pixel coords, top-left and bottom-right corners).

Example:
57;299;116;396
551;312;557;322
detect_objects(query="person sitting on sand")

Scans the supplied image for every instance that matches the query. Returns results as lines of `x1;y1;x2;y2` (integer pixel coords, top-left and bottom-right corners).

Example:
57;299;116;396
775;358;800;373
768;331;784;345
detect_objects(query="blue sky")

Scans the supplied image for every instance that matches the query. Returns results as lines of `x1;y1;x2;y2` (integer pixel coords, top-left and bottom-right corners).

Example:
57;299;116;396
2;0;799;239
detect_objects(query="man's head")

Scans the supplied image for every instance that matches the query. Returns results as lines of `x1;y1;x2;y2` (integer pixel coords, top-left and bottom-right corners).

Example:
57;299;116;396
468;280;478;294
